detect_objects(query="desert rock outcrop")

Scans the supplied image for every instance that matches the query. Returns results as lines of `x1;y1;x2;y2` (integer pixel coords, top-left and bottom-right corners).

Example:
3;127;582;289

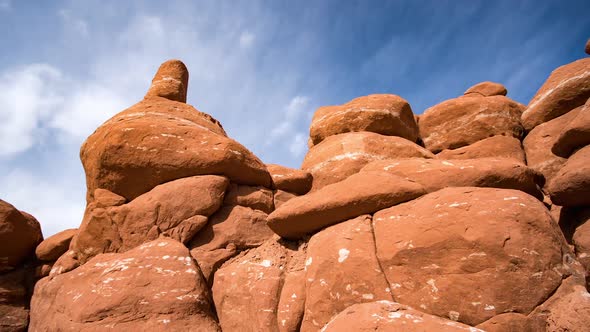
521;58;590;131
18;47;590;331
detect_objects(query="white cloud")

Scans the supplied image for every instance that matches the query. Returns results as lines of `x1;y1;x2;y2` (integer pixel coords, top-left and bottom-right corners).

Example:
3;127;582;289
0;168;85;237
50;85;127;139
267;96;312;159
0;64;64;156
239;31;255;48
271;96;309;137
285;96;309;120
0;5;317;236
58;9;89;36
289;132;307;157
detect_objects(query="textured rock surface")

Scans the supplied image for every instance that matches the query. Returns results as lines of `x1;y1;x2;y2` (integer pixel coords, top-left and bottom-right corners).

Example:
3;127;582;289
322;301;484;332
21;55;590;331
223;183;274;214
273;190;298;209
35;228;77;262
529;276;590;332
0;200;42;272
373;187;575;326
72;175;227;263
300;215;392;331
522;57;590;131
302;131;433;191
0;269;30;332
189;205;274;251
144;59;189;103
436;135;525;163
464;81;507;97
212;238;306;332
267;171;425;239
266;164;312;195
552;98;590;157
523;106;582;184
81;61;270;202
30;238;220;331
309;94;419;146
419;94;524;153
548;145;590;206
361;158;543;199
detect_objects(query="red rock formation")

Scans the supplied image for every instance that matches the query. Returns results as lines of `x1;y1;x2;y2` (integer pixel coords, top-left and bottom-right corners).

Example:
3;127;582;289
30;238;220;331
302;131;433;191
323;301;484;331
361;157;543;199
522;58;590;131
463;81;507;97
436;135;525;163
0;200;42;272
267;171;425;239
20;48;590;331
35;229;77;262
309;94;419;146
419;93;524;153
552;98;590;157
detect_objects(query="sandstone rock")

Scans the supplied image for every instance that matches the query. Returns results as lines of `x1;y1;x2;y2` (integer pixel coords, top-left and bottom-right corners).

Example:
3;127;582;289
273;190;297;209
302;131;434;191
189;205;274;251
586;38;590;55
189;244;237;285
529;276;590;332
309;94;419;145
476;313;543;332
0;269;29;332
464;81;507;97
522;58;590;131
212;238;305;332
35;263;53;279
523;106;582;184
223;183;274;213
93;188;126;207
300;215;392;331
548;145;590;206
552;98;590;157
267;171;425;239
571;209;590;282
276;268;306;332
144;59;189;103
419;95;524;153
372;187;575;326
322;301;484;332
361;158;543;199
48;250;79;278
81;61;270;201
72;176;227;263
0;200;42;271
266;164;312;195
436;135;525;163
35;228;77;262
30;238;220;331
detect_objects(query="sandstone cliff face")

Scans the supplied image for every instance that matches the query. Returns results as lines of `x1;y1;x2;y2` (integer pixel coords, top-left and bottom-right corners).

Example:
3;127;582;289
2;42;590;331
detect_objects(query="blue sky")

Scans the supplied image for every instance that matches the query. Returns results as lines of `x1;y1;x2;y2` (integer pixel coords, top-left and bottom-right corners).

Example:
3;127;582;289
1;0;589;236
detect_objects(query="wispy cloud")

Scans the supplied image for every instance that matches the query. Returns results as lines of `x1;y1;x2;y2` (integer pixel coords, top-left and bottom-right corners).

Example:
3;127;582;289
239;31;255;48
58;9;89;36
0;0;10;11
0;3;320;236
